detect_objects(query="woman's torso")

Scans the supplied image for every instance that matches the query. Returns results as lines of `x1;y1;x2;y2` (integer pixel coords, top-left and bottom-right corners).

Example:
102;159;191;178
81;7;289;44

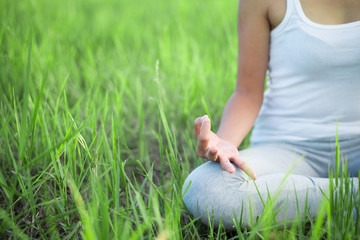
251;0;360;142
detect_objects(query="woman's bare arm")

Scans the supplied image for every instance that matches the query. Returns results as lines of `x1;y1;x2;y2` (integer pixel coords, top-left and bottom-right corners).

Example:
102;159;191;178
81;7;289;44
194;0;271;179
216;0;271;147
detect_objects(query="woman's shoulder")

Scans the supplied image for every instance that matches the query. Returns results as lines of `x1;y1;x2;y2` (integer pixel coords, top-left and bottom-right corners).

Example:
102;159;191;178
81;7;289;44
239;0;286;30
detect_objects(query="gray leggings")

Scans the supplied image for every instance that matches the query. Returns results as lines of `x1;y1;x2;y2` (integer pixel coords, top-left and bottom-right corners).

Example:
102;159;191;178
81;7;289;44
182;137;360;229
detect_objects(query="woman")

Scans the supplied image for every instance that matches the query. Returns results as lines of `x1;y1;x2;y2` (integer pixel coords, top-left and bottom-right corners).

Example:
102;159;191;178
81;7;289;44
182;0;360;229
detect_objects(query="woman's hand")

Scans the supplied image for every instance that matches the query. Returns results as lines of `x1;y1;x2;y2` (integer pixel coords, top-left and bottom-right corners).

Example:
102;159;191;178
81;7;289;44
194;115;257;180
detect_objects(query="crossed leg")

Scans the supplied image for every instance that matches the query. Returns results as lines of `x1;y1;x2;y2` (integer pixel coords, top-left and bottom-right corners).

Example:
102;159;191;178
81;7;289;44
182;142;358;229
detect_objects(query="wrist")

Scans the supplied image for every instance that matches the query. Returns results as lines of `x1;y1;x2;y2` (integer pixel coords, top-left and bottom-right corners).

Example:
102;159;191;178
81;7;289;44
216;132;243;147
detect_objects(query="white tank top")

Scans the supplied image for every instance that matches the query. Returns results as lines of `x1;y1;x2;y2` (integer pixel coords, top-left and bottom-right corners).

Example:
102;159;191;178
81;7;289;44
251;0;360;142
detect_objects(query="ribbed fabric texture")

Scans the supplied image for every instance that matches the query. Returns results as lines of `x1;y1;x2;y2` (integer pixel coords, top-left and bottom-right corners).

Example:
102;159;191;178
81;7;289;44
251;0;360;142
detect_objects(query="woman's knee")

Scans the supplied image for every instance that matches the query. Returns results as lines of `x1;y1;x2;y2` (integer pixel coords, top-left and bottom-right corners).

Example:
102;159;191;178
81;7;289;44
182;161;254;229
182;162;226;206
182;162;251;202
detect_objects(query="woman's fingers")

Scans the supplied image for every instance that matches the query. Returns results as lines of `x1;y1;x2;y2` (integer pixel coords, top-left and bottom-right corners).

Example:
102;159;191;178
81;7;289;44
194;115;208;138
232;155;257;180
219;155;235;173
194;117;203;138
205;146;218;161
194;117;257;180
196;116;211;156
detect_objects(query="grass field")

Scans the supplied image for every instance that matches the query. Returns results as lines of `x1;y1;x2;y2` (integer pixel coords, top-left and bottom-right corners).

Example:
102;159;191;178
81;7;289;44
0;0;359;239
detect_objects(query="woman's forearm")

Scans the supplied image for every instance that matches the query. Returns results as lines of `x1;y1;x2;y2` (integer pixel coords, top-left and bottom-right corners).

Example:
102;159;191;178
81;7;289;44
216;90;262;147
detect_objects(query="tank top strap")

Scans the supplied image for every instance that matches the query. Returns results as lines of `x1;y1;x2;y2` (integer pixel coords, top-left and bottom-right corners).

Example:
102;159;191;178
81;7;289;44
271;0;297;35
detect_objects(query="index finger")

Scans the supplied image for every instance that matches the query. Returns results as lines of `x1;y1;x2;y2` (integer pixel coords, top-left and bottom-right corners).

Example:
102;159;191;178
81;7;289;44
194;115;208;138
197;116;211;150
232;155;257;180
194;117;203;138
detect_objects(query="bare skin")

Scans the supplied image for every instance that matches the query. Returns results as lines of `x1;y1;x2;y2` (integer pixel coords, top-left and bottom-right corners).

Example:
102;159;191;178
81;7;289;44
195;0;360;180
299;0;360;25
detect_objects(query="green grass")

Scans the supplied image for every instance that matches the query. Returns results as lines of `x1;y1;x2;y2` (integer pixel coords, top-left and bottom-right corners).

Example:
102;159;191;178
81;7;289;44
0;0;359;239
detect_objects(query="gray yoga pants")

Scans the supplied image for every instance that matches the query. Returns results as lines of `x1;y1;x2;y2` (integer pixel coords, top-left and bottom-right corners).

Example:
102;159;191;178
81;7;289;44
182;137;360;229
